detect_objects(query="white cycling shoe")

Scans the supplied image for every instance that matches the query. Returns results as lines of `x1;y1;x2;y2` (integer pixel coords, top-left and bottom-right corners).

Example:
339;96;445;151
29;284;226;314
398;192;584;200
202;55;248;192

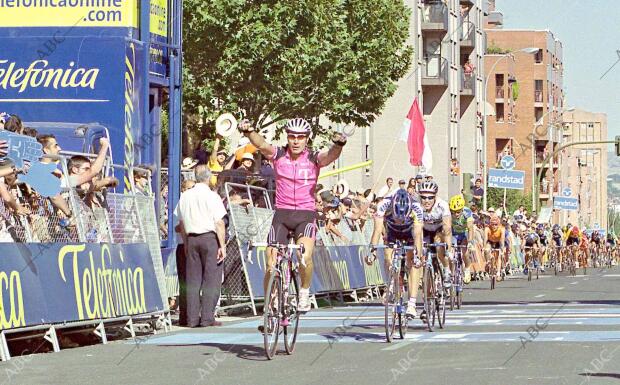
298;288;311;313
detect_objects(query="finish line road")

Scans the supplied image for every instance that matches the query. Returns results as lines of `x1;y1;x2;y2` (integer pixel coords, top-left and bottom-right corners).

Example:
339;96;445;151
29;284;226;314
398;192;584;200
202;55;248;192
3;268;619;385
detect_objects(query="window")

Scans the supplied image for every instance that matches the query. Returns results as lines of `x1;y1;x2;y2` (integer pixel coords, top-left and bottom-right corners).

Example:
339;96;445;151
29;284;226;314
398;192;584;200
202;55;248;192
534;107;543;123
495;103;504;122
534;80;543;102
535;49;543;63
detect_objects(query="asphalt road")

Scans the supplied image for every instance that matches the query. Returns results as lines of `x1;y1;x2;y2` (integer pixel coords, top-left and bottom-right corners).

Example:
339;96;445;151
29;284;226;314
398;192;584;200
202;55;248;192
2;267;619;385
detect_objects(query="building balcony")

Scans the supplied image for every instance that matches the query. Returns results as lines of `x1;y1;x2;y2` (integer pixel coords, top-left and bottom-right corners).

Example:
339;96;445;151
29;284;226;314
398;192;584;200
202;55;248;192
422;2;448;32
460;21;475;50
487;10;503;26
535;153;559;168
460;70;475;97
422;55;448;87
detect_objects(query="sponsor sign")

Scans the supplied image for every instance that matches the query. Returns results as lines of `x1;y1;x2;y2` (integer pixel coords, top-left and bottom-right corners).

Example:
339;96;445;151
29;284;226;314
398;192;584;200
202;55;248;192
553;196;579;211
488;168;525;190
0;243;164;330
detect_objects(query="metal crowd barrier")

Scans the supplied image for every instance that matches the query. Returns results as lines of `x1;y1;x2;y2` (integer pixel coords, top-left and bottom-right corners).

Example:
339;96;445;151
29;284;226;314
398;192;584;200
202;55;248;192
0;154;171;360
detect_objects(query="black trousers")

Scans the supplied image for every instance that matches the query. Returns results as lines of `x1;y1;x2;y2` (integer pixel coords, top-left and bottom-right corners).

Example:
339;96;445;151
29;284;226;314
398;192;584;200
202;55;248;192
175;244;188;326
185;232;222;326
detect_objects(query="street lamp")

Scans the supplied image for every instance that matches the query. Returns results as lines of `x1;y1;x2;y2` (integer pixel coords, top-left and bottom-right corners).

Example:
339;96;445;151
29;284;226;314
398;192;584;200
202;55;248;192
482;47;538;210
531;106;575;211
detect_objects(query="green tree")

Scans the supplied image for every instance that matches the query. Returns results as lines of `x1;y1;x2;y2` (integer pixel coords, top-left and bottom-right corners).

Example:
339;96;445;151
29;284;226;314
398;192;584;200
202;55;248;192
183;0;414;140
487;188;533;216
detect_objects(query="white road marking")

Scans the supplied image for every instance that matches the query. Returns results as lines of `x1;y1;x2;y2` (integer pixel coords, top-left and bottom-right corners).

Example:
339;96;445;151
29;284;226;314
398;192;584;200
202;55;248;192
603;274;620;277
570;281;579;285
556;287;565;290
381;341;415;351
535;294;546;298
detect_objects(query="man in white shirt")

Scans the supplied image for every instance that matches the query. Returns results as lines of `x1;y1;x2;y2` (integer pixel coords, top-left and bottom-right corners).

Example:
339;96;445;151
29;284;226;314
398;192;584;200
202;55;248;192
176;165;227;327
377;177;394;198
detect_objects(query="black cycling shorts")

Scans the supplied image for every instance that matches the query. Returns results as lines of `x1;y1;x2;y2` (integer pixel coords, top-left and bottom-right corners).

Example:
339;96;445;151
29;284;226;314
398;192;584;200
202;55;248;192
566;237;580;246
385;229;414;245
423;228;442;245
269;209;317;245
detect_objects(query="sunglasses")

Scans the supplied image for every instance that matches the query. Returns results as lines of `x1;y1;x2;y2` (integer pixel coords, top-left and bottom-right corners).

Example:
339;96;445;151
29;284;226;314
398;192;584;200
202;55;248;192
419;195;435;201
287;134;307;140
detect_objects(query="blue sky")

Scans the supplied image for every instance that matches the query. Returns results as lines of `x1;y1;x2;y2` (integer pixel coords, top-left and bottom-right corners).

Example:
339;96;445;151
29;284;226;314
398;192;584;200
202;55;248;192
498;0;620;139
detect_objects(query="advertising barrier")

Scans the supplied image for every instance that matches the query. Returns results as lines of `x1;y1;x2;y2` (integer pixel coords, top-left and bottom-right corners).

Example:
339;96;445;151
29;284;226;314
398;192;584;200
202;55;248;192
0;242;164;331
242;241;387;298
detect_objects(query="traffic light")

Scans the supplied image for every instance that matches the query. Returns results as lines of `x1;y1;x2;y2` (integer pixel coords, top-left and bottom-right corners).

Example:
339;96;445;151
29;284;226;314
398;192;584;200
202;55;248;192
616;136;620;156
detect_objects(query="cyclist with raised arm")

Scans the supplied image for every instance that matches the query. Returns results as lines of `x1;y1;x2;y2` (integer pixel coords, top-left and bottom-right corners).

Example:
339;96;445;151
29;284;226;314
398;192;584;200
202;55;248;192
448;194;475;283
417;181;453;288
239;118;346;314
369;189;423;318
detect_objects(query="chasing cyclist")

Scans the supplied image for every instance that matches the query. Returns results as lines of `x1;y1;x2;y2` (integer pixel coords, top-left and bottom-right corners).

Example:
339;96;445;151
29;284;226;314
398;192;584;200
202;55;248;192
369;189;424;318
448;194;475;283
535;224;548;272
483;215;505;280
239;118;346;314
417;181;453;288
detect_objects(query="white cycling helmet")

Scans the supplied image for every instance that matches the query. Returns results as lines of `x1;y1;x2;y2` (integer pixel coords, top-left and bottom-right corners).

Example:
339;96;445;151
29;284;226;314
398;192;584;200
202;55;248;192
285;118;312;134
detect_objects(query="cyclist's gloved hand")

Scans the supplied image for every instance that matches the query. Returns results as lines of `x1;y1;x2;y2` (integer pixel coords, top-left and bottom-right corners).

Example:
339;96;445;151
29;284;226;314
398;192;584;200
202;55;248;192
332;132;347;147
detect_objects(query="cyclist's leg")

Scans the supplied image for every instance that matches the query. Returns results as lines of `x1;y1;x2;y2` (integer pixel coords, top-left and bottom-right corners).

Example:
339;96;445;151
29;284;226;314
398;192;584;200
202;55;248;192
435;231;451;285
264;210;289;295
295;214;318;290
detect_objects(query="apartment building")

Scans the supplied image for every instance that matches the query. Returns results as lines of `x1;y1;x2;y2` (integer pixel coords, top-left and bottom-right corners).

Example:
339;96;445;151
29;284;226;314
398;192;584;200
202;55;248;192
484;28;565;210
331;0;488;201
561;109;608;230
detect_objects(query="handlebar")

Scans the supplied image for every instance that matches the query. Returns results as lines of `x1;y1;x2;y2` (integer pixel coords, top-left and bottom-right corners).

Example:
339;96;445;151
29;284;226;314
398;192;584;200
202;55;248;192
246;242;306;266
371;244;416;251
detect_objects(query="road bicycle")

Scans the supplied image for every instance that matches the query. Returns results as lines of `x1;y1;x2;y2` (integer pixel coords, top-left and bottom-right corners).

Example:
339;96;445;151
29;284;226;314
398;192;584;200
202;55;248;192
421;242;448;332
523;246;539;282
488;247;503;289
249;241;304;360
451;244;467;310
550;245;562;275
373;242;416;342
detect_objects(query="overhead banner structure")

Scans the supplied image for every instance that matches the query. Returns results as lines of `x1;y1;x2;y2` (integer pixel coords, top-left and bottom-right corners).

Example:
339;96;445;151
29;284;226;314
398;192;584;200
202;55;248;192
0;243;164;330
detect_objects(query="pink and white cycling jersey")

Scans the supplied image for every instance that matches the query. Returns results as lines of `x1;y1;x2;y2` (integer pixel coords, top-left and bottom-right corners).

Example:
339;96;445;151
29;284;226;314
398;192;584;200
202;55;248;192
268;145;320;211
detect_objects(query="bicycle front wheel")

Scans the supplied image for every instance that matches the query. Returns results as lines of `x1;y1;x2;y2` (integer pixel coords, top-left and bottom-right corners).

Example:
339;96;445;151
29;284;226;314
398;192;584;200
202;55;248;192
264;272;281;360
384;272;398;342
284;268;301;355
423;266;435;332
436;270;446;329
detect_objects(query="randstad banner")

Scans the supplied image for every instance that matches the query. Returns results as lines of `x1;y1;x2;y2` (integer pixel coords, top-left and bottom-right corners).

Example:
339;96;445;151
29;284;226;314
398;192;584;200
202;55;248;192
0;36;146;183
242;242;387;298
0;243;164;330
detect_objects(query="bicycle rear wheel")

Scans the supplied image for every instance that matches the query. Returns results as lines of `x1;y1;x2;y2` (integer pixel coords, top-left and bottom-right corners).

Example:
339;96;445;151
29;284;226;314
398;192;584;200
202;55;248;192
284;268;301;355
264;272;281;360
384;272;398;342
436;270;446;329
422;266;435;332
398;270;409;339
